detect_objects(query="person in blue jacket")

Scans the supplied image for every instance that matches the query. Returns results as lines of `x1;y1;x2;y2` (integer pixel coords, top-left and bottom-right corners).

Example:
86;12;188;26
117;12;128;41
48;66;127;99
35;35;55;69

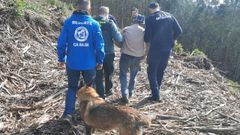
94;6;123;98
144;2;182;101
57;0;105;123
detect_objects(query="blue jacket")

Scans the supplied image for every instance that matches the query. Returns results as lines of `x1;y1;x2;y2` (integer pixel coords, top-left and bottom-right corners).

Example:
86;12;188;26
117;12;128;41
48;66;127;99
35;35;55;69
57;11;105;70
95;16;123;54
144;11;182;55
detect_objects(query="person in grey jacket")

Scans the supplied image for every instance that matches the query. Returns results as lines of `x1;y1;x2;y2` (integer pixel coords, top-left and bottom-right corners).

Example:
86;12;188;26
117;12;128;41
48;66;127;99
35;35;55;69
95;6;123;98
119;15;146;104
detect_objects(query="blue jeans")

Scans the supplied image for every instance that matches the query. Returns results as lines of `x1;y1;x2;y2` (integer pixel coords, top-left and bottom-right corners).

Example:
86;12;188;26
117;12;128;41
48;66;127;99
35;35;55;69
147;51;171;100
63;67;96;116
95;54;115;99
120;54;141;98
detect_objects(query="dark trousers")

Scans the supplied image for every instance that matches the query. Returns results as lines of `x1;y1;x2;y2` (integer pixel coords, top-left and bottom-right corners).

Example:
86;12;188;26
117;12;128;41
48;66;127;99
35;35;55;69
95;53;115;98
147;51;171;99
64;67;96;116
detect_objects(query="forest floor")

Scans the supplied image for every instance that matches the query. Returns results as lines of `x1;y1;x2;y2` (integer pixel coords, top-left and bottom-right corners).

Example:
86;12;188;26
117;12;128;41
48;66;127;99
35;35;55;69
0;0;240;135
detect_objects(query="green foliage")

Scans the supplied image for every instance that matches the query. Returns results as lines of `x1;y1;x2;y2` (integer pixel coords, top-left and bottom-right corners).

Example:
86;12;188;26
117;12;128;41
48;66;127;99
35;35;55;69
191;48;205;56
173;41;184;54
15;0;36;16
177;0;240;82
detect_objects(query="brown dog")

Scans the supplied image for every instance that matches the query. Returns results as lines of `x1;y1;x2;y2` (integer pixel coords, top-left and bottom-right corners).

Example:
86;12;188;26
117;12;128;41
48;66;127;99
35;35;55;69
77;86;150;135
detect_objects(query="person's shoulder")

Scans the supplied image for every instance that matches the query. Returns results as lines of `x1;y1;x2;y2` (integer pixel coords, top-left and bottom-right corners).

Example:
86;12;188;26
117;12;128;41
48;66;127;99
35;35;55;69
160;11;174;19
107;19;118;29
162;11;172;16
91;18;99;24
148;13;156;18
125;25;131;29
94;16;101;21
146;14;155;22
107;19;115;26
123;25;131;31
63;16;73;26
88;17;100;26
138;25;145;31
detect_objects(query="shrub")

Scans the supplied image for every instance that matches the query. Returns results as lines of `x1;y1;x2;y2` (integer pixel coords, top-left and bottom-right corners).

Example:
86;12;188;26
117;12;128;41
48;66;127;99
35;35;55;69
173;41;184;54
227;80;240;96
191;48;206;56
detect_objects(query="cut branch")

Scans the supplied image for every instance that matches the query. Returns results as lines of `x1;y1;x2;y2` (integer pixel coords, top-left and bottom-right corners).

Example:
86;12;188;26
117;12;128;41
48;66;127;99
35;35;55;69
182;126;240;134
157;114;186;120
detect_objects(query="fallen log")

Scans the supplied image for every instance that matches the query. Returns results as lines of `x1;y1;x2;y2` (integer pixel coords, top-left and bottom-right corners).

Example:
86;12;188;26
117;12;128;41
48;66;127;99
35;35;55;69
157;114;186;120
182;126;240;134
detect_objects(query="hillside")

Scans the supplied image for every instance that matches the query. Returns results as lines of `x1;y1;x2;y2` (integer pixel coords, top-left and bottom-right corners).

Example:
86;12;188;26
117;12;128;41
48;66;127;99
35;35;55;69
0;0;240;135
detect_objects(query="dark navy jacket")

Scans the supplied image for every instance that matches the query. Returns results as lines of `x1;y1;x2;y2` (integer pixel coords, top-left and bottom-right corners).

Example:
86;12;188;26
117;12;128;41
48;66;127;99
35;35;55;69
57;11;105;70
144;11;182;55
95;16;123;54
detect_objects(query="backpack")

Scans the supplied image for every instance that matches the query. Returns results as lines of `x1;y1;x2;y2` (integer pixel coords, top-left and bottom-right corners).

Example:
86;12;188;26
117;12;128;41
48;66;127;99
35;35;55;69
97;18;113;33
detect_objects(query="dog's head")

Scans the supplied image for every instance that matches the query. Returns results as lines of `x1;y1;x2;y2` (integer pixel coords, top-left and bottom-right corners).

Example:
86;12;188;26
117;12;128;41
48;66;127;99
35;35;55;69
77;86;101;103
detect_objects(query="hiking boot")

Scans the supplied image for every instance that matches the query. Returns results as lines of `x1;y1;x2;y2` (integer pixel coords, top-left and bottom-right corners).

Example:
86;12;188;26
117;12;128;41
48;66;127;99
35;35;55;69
60;114;73;124
129;92;133;98
147;96;161;102
121;97;129;104
105;90;113;97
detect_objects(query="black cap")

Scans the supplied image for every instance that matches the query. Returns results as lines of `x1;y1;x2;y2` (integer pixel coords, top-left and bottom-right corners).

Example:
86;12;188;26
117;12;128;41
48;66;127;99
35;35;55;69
148;2;159;9
133;14;145;24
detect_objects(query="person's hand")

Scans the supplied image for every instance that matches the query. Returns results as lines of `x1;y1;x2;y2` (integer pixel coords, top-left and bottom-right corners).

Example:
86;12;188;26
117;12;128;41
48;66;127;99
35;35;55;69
58;62;65;70
96;63;103;70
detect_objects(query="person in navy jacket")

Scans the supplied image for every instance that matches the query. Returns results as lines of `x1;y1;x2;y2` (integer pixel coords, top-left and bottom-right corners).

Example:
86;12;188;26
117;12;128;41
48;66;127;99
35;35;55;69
144;2;182;101
57;0;105;123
